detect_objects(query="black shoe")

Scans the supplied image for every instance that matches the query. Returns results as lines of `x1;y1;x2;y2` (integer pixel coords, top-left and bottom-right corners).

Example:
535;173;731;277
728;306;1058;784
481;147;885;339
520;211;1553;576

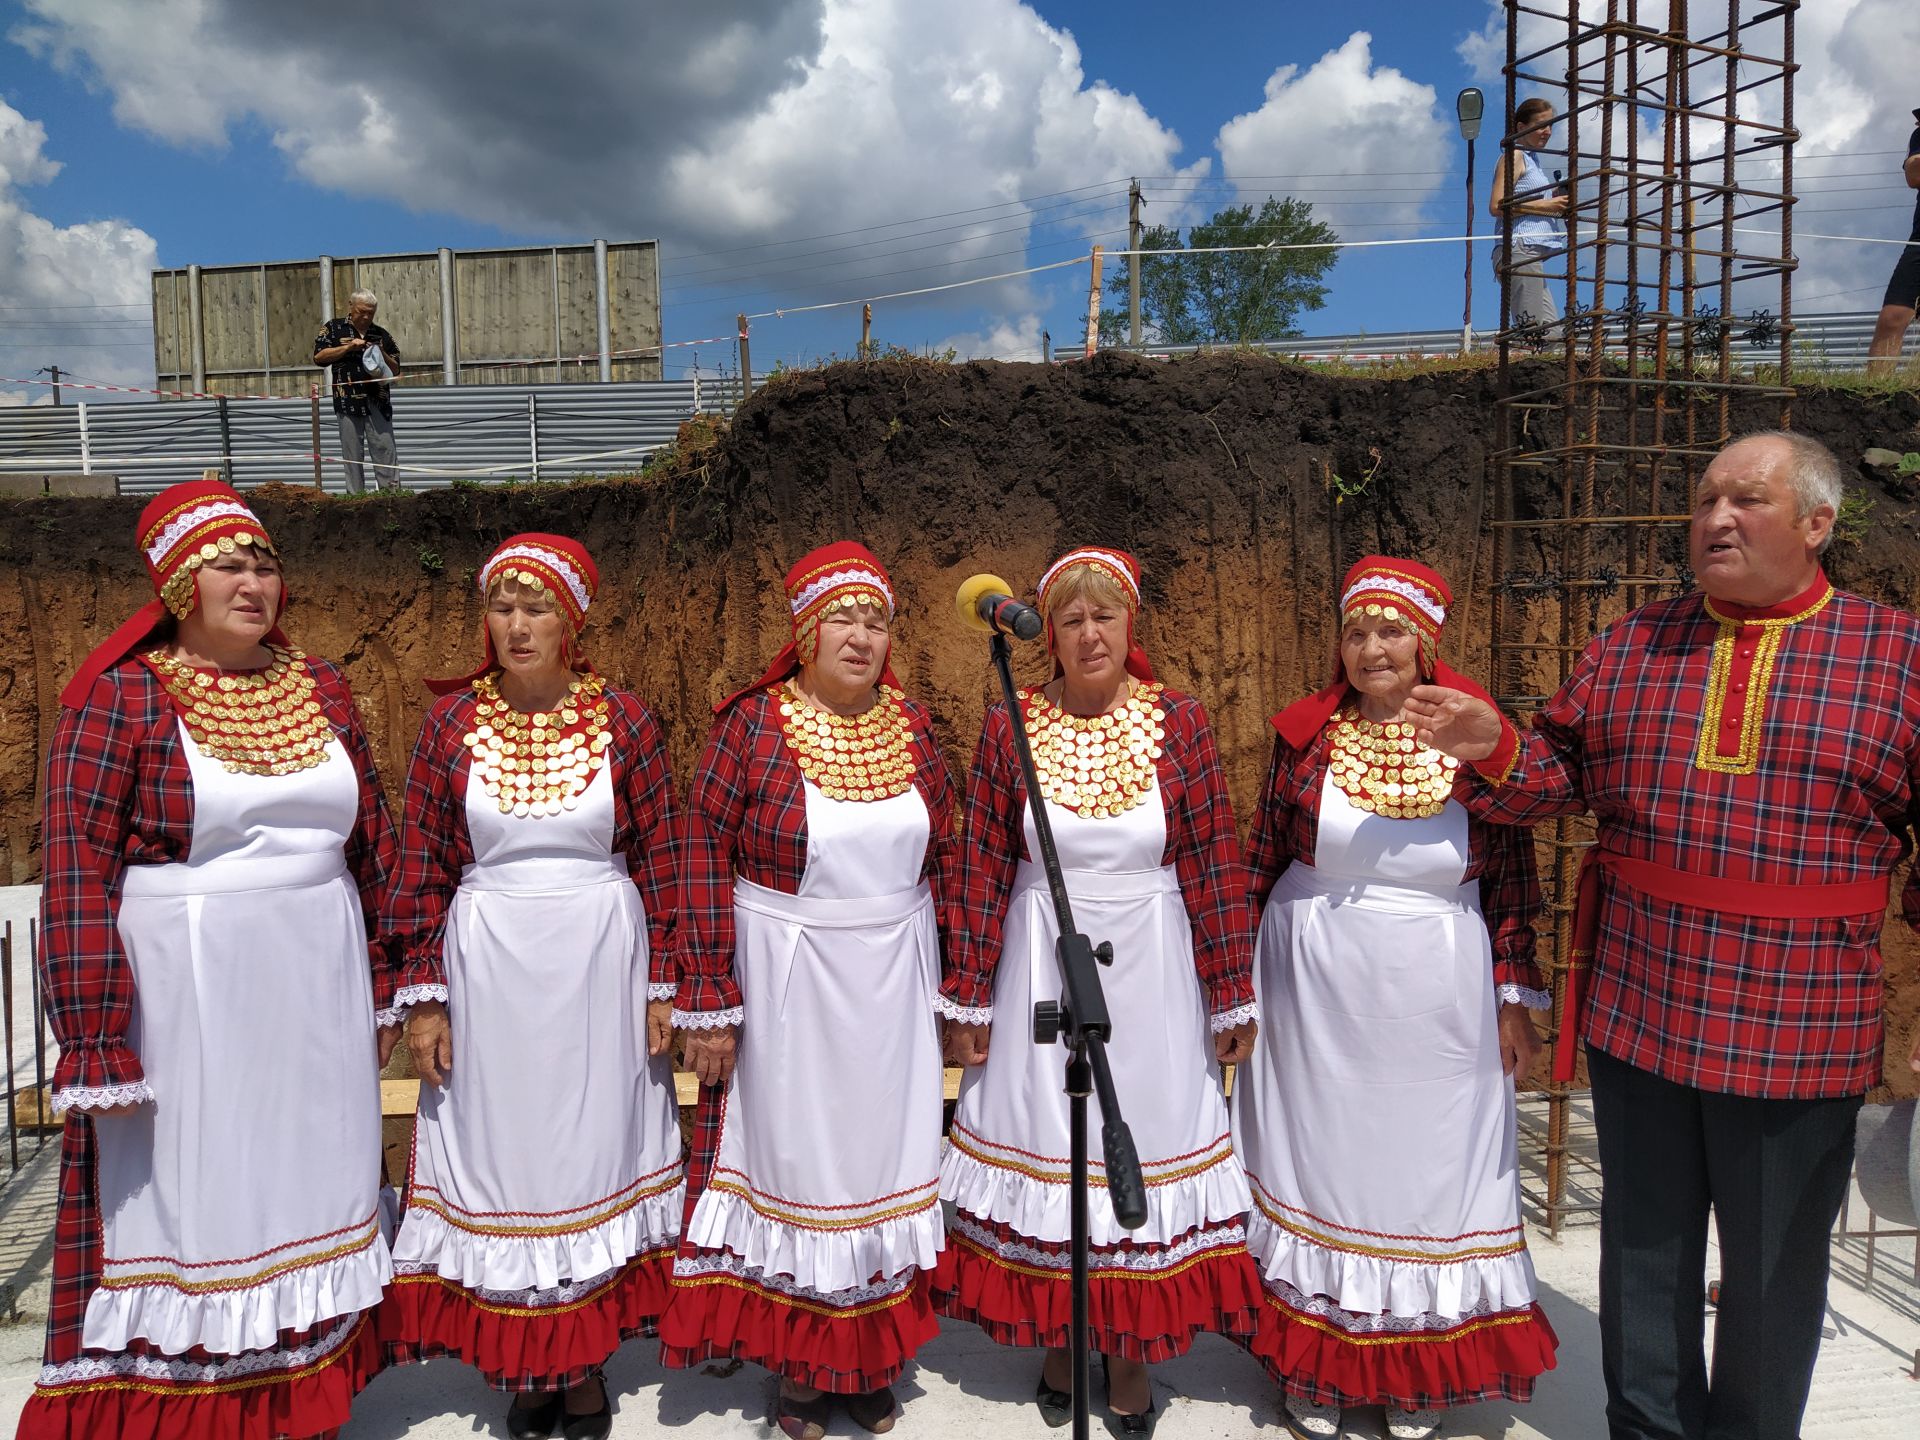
1035;1373;1074;1429
560;1381;613;1440
1100;1357;1158;1439
506;1391;563;1440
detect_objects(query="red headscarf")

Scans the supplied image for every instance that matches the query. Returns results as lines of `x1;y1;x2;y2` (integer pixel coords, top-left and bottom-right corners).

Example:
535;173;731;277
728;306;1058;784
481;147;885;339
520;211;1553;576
717;540;902;713
1035;545;1156;683
427;532;600;696
1271;555;1500;749
58;478;284;708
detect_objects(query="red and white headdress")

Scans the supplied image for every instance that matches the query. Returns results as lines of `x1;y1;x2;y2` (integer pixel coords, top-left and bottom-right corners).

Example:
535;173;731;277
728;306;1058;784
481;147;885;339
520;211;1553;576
1035;544;1155;682
718;540;900;712
59;477;284;708
426;532;599;695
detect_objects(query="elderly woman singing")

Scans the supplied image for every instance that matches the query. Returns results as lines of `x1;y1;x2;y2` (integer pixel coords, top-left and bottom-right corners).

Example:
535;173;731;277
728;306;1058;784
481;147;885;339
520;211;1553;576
657;542;957;1440
935;545;1263;1438
22;478;400;1440
1233;557;1558;1440
380;534;683;1440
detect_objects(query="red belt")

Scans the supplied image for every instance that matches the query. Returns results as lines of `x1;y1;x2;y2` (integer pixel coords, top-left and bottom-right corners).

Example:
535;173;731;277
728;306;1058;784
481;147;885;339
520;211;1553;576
1552;848;1890;1082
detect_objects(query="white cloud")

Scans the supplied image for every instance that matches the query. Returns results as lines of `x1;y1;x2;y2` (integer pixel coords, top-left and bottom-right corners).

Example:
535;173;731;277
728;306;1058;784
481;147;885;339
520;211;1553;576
1216;33;1450;237
0;99;157;405
935;311;1048;361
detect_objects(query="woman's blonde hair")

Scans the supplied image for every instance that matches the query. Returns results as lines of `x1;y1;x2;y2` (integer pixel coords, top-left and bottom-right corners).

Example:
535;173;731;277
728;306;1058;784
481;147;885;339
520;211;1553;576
1042;562;1134;620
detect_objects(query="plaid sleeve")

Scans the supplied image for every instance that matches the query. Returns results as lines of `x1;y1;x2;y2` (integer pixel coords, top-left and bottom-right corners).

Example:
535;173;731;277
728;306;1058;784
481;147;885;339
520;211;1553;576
905;700;959;972
312;660;403;1018
383;697;468;1008
1473;815;1547;1001
1165;697;1256;1022
941;703;1023;1020
1465;632;1599;826
613;694;680;997
38;673;152;1110
675;706;752;1024
1244;734;1298;915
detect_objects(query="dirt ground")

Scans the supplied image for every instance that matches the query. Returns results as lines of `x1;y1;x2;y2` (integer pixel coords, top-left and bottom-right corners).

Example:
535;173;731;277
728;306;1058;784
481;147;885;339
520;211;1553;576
3;353;1918;1094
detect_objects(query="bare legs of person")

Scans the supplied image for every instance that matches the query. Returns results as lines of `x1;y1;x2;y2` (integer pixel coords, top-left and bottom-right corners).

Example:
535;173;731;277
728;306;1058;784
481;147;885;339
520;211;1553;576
1867;303;1915;376
1041;1348;1151;1417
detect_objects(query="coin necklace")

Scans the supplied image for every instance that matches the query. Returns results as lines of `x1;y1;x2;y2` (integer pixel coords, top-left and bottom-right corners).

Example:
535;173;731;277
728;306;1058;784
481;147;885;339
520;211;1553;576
1025;681;1166;819
143;643;333;777
776;682;917;802
1326;706;1459;819
463;672;611;818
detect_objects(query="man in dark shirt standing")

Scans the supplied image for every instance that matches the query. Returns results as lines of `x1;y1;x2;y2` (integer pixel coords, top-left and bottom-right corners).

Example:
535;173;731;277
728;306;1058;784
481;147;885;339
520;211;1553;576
1867;109;1920;375
313;290;402;493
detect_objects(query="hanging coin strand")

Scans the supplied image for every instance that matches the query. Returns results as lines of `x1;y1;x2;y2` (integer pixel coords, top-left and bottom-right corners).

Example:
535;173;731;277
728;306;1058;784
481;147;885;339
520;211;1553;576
464;672;611;817
1326;706;1459;818
1026;682;1166;819
143;643;333;777
776;683;917;802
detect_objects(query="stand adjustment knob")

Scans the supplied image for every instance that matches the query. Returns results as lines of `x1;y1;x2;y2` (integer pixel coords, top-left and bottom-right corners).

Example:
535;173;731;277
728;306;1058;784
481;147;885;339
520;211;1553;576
1095;941;1114;966
1032;1001;1063;1045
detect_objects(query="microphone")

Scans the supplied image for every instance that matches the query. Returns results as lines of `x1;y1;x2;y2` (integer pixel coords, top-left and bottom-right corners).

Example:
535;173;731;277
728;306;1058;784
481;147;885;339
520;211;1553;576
956;573;1044;641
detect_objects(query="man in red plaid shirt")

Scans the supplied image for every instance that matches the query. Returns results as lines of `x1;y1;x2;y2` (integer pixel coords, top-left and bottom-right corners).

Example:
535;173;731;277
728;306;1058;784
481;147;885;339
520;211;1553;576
1407;431;1920;1440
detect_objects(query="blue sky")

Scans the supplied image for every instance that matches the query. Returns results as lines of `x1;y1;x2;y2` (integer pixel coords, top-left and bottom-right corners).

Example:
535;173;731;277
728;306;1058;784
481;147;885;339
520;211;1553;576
1;0;1914;400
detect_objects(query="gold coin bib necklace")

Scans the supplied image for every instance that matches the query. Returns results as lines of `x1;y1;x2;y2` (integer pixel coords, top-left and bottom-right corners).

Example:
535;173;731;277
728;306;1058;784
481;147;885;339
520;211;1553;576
1326;706;1459;819
776;682;917;802
1026;681;1166;819
144;643;333;777
463;672;611;818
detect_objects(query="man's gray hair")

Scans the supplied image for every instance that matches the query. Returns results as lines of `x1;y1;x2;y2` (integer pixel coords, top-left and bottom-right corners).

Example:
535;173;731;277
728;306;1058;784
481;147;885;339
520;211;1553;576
348;289;378;309
1734;429;1845;553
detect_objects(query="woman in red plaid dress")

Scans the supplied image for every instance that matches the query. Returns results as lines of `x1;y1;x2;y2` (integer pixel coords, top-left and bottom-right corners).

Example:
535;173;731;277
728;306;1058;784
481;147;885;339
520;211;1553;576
934;546;1264;1438
1233;557;1558;1440
657;542;956;1440
21;479;400;1440
378;535;682;1440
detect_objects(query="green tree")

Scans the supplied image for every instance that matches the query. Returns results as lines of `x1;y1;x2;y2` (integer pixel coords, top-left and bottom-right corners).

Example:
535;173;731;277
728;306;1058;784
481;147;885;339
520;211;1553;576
1099;196;1339;347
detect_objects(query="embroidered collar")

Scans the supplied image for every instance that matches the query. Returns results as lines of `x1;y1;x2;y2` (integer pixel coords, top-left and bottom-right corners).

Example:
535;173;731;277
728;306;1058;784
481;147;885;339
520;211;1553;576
1702;571;1832;626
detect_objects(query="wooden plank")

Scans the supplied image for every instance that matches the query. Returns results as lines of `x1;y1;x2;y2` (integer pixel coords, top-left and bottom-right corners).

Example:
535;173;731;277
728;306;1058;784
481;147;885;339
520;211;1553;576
606;241;662;381
198;268;261;375
353;256;442;373
554;247;600;382
265;261;325;372
455;249;556;369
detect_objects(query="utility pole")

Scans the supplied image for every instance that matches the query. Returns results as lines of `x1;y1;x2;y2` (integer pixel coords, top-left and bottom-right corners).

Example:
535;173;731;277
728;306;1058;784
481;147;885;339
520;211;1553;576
737;313;753;401
1042;329;1051;364
1128;179;1144;348
48;365;61;406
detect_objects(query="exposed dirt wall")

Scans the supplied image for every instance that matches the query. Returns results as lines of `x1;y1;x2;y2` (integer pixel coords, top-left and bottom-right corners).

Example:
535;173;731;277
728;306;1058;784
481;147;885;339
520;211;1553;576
4;354;1918;1093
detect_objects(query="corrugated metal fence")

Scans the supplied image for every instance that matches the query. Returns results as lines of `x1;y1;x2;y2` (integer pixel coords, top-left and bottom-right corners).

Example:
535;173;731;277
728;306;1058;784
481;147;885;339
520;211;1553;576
0;377;742;496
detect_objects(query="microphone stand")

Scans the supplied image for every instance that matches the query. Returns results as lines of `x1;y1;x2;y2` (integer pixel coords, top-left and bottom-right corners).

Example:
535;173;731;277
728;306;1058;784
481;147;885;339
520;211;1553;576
983;630;1149;1440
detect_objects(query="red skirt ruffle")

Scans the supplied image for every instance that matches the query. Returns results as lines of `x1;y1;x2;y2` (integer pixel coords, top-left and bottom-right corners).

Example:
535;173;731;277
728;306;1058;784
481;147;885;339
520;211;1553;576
1249;1287;1560;1409
657;1262;938;1394
930;1219;1264;1363
378;1247;674;1393
16;1312;382;1440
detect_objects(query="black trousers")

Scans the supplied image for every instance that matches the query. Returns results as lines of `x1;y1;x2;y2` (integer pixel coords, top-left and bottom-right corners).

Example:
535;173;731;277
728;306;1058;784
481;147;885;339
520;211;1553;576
1588;1046;1861;1440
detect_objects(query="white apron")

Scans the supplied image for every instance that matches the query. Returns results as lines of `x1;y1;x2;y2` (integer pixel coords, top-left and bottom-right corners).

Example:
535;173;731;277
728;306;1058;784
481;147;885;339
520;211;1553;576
1232;778;1538;1319
393;761;684;1293
88;724;389;1356
942;782;1252;1248
681;782;944;1293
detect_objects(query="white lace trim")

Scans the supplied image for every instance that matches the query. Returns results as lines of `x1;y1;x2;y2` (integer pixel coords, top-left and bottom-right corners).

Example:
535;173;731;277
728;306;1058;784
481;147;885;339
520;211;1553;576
789;566;894;619
52;1080;154;1114
1267;1275;1528;1337
395;982;449;1009
143;499;260;568
671;1249;913;1308
479;543;592;615
37;1310;360;1389
935;995;993;1025
646;982;678;1001
1210;1001;1260;1033
949;1212;1247;1276
1498;983;1552;1012
1342;572;1446;626
673;1006;743;1030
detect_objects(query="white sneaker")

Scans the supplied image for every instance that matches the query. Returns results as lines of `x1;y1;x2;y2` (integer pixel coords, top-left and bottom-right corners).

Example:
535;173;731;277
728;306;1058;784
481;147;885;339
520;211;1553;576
1386;1408;1442;1440
1283;1398;1342;1439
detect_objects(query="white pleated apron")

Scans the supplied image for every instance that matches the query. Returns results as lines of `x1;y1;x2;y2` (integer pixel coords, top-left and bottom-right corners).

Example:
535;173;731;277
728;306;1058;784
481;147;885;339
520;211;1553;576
88;724;389;1356
1232;778;1538;1318
683;782;945;1293
393;761;684;1293
943;783;1252;1248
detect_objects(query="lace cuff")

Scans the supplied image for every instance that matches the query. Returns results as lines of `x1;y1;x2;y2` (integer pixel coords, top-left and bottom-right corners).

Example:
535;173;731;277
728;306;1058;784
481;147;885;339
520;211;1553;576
1497;983;1553;1012
1209;1001;1260;1034
935;995;993;1026
53;1080;155;1115
646;983;678;1002
672;1006;743;1031
376;983;449;1028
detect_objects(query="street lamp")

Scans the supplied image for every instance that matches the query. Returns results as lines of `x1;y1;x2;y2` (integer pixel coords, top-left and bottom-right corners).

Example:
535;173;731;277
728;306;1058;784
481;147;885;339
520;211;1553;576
1456;87;1485;354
